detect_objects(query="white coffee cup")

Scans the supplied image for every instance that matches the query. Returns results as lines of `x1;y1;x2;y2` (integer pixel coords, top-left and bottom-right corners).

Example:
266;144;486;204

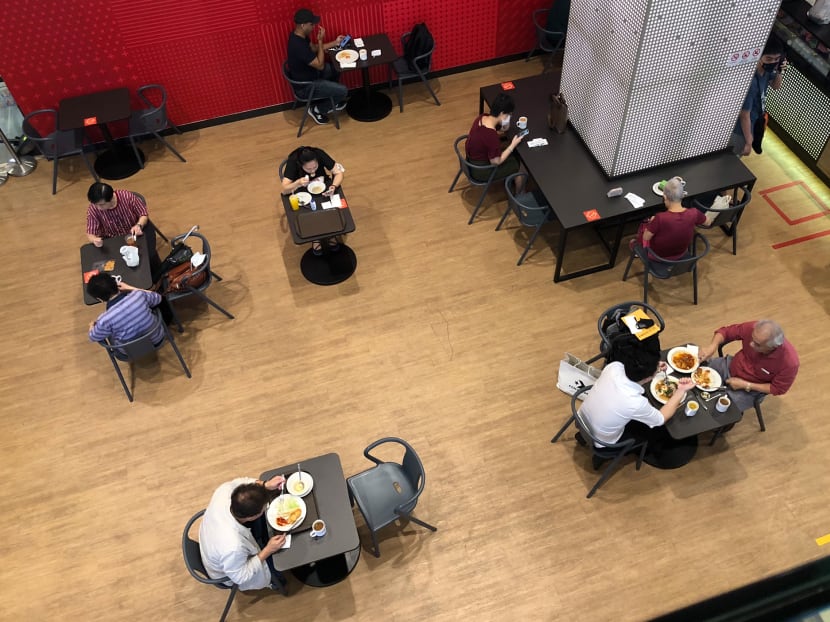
310;519;326;538
716;396;731;412
685;400;699;417
120;245;140;267
359;48;368;61
516;116;528;130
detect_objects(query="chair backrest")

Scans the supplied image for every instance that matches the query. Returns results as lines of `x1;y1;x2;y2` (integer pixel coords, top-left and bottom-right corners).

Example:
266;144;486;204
22;109;81;158
533;7;565;45
364;437;426;514
598;301;666;349
504;172;551;226
693;186;752;229
278;159;287;179
135;85;170;132
182;509;232;587
282;62;314;102
403;23;434;72
645;232;711;277
453;135;497;186
99;308;166;360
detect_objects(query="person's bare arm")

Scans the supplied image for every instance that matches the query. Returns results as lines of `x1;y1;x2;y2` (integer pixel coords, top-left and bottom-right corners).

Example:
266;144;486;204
738;109;752;156
490;134;523;165
659;378;694;420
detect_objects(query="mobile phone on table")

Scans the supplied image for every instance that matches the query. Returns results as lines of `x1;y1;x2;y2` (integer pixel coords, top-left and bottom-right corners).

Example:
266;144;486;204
518;128;530;138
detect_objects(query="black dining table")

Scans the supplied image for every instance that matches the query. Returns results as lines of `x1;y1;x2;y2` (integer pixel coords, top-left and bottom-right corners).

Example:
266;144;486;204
80;234;153;305
479;74;757;282
281;188;357;285
261;453;360;587
643;347;744;469
59;87;144;180
332;33;396;122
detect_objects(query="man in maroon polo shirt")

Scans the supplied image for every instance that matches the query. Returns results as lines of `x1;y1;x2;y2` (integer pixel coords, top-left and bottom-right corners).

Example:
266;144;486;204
699;319;799;413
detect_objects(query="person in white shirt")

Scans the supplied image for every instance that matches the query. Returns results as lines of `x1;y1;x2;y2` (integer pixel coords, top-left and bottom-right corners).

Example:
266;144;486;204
579;335;693;447
199;475;288;592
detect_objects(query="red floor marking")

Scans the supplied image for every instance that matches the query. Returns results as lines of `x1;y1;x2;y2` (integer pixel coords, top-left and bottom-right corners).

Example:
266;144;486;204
759;180;830;226
771;228;830;249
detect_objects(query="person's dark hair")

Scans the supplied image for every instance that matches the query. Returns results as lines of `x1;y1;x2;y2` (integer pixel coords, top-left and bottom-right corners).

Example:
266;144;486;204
489;93;515;117
609;333;660;382
763;38;784;57
297;147;318;165
86;273;119;301
230;483;268;520
87;182;114;203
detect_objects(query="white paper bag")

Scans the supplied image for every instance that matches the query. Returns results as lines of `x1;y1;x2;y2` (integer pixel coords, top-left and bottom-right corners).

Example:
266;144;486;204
556;353;601;399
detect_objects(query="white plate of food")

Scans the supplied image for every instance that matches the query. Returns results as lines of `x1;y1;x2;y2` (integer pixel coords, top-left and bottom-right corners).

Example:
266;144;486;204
692;366;722;391
294;191;312;206
266;494;307;532
336;49;359;63
285;471;314;497
667;347;700;374
650;374;680;404
652;181;666;196
307;180;326;195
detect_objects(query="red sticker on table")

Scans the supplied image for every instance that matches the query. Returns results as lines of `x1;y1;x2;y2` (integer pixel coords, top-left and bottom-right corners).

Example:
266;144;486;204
83;116;98;126
583;209;601;222
500;82;515;90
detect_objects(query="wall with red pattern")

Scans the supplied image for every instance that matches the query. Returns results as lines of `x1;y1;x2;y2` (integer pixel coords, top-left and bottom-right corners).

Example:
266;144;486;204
0;0;549;126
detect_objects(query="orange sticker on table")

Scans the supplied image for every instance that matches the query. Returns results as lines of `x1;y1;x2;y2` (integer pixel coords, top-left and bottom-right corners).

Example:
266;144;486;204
83;116;98;126
500;82;515;90
583;209;601;222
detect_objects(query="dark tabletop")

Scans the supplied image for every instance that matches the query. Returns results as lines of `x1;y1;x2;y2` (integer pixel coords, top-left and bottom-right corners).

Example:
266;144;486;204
80;234;152;305
480;75;757;231
261;453;359;571
332;33;397;72
281;188;355;245
59;87;131;131
653;347;744;440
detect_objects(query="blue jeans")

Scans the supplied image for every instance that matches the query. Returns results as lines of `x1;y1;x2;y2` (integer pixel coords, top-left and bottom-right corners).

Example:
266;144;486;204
298;65;347;113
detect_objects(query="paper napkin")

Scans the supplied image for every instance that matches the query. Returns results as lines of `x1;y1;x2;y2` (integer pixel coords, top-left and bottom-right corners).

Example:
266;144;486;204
354;38;365;48
280;534;292;549
330;194;342;208
527;138;549;148
625;192;645;208
340;62;356;69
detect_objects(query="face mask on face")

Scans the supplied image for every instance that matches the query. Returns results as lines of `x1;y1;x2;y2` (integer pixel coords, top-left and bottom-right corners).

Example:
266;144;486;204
500;114;511;129
763;62;778;72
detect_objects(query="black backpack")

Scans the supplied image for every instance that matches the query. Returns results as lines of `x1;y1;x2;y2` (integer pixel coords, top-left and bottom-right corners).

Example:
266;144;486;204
404;23;434;72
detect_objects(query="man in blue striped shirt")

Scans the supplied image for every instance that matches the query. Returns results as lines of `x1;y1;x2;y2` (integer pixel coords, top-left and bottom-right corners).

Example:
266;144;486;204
87;274;165;347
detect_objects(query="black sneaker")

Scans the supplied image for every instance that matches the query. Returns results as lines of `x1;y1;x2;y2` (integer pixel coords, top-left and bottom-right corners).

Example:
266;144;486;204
334;99;348;111
574;432;588;447
307;106;329;125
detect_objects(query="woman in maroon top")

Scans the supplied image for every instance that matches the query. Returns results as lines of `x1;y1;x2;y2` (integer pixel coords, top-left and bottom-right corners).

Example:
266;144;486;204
465;93;524;182
635;177;705;260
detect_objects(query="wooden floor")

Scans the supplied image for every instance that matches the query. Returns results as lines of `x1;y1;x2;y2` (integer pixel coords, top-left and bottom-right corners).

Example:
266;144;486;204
1;59;829;621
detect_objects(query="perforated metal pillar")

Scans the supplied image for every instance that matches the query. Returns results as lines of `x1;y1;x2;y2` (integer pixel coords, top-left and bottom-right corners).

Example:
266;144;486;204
561;0;782;177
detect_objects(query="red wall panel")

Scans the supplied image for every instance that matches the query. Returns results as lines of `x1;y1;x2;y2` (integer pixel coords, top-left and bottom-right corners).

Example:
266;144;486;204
0;0;545;126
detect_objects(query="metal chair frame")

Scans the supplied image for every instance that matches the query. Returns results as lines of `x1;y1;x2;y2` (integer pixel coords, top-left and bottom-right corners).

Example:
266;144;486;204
448;135;502;224
387;31;440;112
525;8;565;71
692;186;752;255
282;62;341;138
496;172;556;265
128;84;186;168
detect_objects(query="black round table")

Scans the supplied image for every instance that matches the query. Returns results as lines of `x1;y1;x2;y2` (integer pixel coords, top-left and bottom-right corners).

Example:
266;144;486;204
95;146;144;180
300;244;357;285
643;434;699;469
346;91;392;122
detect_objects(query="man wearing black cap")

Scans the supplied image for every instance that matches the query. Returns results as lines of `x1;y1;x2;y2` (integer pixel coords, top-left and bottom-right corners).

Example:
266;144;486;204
287;8;348;125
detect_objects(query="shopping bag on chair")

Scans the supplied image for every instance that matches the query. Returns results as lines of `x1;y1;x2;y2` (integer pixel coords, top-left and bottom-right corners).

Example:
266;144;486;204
556;353;601;399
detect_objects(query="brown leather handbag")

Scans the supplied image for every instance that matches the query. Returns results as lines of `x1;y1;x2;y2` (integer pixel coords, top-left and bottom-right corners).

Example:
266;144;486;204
548;93;568;134
164;262;207;293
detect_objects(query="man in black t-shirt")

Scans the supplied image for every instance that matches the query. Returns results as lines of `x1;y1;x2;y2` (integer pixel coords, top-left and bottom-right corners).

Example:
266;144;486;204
286;8;348;125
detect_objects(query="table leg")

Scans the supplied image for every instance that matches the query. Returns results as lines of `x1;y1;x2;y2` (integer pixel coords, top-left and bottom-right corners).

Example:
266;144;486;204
346;67;393;122
290;546;361;587
553;228;568;283
92;123;144;180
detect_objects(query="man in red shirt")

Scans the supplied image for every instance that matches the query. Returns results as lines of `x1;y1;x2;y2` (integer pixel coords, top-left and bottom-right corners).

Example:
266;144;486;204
699;320;799;412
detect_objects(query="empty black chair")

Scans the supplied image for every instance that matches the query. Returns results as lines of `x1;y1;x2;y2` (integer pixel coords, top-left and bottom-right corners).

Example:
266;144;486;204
97;308;191;402
182;509;239;622
525;8;566;72
496;172;556;265
128;85;186;168
347;437;437;557
692;186;752;255
164;232;234;333
22;108;98;195
551;386;648;498
282;61;341;138
622;232;711;305
388;28;440;112
448;135;503;224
